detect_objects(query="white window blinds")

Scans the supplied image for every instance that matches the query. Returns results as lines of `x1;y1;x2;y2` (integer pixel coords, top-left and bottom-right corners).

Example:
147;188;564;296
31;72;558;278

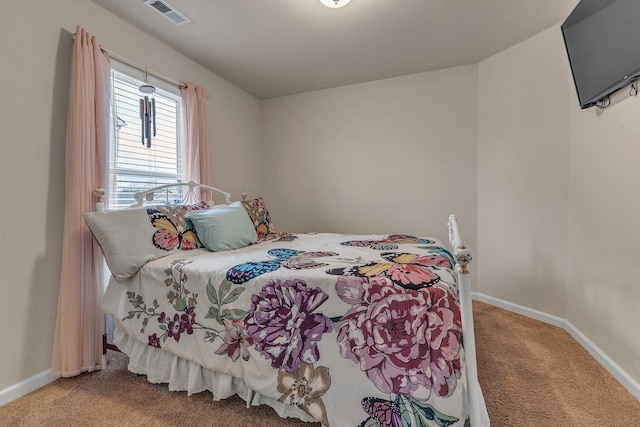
108;62;183;208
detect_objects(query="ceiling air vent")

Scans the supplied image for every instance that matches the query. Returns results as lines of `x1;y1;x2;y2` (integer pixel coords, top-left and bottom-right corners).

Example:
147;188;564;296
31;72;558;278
142;0;192;26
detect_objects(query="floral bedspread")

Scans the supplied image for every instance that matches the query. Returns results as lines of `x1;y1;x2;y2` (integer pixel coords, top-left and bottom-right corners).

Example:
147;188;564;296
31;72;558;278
102;232;469;427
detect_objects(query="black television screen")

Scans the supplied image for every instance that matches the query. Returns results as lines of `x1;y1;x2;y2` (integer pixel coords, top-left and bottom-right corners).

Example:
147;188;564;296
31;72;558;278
562;0;640;109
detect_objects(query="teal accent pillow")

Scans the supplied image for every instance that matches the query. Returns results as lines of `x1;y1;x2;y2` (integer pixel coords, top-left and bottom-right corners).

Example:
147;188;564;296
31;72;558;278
188;202;257;251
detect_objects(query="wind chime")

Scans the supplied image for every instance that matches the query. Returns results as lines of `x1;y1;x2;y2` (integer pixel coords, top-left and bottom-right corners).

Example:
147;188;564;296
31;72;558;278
139;69;156;148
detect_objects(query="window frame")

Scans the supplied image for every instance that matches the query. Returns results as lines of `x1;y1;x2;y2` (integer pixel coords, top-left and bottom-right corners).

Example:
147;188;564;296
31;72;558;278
107;60;184;209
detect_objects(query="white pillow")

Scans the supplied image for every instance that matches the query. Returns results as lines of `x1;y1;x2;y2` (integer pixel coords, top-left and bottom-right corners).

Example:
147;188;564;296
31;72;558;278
188;202;257;252
84;202;208;281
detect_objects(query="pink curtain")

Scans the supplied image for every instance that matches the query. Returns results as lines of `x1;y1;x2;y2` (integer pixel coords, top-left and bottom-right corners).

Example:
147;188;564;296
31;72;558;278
51;26;111;377
181;84;213;199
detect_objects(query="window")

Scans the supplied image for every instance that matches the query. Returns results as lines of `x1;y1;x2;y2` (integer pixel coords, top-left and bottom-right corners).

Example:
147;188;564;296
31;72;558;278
108;61;183;208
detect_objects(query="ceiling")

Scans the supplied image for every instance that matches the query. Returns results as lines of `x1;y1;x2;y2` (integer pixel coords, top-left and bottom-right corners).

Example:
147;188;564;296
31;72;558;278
92;0;579;100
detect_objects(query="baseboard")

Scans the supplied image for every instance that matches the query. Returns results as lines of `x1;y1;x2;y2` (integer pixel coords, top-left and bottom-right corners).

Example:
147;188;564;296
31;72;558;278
562;320;640;401
472;293;567;328
472;292;640;401
0;369;58;407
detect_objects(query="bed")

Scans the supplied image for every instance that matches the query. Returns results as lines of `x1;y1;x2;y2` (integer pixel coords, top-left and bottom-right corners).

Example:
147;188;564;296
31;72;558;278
84;181;489;427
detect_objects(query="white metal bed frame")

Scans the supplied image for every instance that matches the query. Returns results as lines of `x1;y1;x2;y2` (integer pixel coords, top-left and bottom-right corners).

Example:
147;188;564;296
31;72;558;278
448;215;490;426
94;181;490;427
131;180;232;207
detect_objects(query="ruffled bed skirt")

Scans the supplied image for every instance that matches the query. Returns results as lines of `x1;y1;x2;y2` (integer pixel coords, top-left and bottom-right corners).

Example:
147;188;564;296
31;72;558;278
114;327;316;424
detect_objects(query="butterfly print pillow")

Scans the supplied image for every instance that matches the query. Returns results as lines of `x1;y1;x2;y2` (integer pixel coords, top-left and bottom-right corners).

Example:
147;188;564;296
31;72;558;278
147;201;208;251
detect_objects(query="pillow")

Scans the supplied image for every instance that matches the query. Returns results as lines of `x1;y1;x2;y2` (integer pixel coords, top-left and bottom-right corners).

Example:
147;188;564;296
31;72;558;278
188;202;257;252
84;202;208;281
241;197;276;239
146;201;209;250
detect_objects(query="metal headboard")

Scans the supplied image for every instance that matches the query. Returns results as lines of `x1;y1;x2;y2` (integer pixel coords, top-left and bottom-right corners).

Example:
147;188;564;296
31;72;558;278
131;181;232;207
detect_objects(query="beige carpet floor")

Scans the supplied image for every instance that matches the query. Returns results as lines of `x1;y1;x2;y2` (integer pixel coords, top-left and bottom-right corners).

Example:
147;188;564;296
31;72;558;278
1;301;639;426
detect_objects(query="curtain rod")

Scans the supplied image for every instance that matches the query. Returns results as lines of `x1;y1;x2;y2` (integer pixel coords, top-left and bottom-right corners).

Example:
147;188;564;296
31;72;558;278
105;49;187;90
73;32;186;90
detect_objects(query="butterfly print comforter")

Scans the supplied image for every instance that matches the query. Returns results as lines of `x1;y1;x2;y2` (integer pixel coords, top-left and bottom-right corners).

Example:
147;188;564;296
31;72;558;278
102;232;470;427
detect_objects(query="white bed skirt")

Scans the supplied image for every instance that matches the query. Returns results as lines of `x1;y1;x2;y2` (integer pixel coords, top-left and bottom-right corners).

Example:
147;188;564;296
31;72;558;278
114;327;317;424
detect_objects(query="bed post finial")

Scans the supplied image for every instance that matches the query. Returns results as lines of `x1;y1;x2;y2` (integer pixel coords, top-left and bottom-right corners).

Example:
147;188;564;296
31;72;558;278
454;246;472;274
448;214;472;274
241;191;247;201
94;187;106;203
94;187;106;212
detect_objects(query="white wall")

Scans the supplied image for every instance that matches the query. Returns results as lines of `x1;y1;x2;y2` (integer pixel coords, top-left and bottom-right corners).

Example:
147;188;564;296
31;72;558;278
477;26;571;318
0;0;261;392
567;86;640;382
478;24;640;385
262;66;478;249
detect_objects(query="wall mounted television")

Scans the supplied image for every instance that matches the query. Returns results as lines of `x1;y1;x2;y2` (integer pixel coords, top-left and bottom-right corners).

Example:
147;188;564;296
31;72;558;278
562;0;640;109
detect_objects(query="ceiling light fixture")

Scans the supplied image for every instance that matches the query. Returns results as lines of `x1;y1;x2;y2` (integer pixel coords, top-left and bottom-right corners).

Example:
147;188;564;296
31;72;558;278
320;0;352;8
